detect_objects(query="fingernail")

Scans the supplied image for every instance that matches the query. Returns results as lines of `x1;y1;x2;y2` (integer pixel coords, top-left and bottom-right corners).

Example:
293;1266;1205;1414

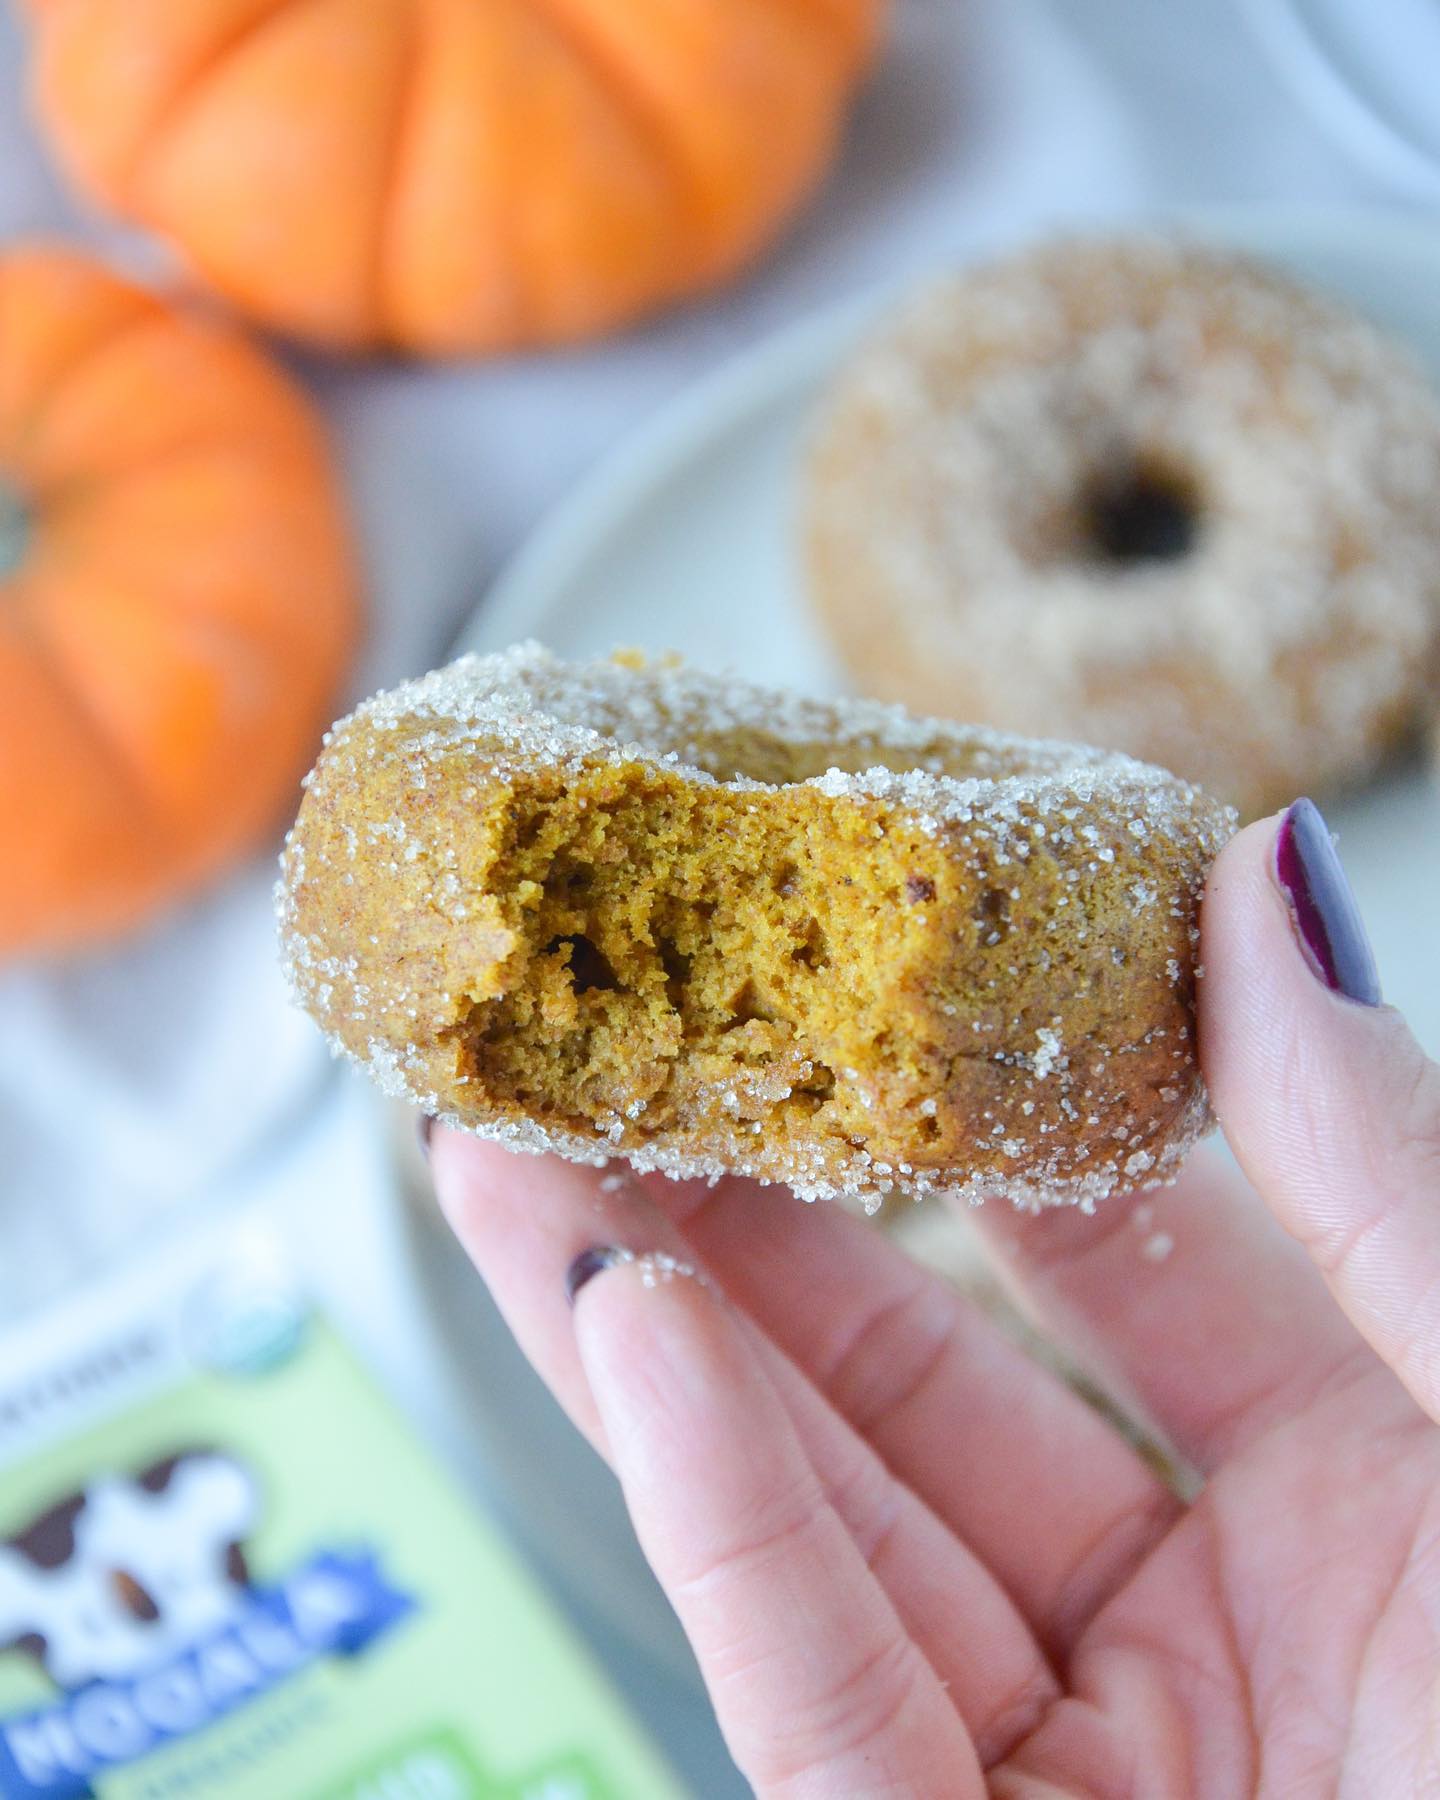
1274;798;1381;1005
416;1113;435;1162
566;1246;628;1306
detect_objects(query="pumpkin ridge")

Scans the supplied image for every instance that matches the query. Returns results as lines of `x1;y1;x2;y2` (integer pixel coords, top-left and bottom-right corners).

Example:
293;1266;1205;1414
517;0;702;269
31;435;317;517
369;0;425;348
108;0;300;204
5;592;161;825
828;0;890;68
24;567;317;831
764;0;858;69
23;432;317;513
7;319;326;497
34;453;349;673
0;280;160;466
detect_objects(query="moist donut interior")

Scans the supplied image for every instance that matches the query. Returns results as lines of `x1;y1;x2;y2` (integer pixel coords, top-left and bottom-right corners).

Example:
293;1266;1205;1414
1081;460;1200;566
443;761;1000;1166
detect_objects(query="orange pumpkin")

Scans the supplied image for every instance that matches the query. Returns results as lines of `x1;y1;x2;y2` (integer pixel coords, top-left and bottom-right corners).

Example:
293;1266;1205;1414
0;245;358;957
22;0;886;356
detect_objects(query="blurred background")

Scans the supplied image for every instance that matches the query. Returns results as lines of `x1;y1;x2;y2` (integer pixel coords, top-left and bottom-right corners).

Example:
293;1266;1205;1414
2;1;1439;1794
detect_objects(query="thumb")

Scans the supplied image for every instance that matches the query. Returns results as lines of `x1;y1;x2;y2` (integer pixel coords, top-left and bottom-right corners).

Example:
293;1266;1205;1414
1201;798;1440;1420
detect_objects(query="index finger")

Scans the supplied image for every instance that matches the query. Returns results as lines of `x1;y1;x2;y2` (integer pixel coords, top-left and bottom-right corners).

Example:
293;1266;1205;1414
573;1250;985;1796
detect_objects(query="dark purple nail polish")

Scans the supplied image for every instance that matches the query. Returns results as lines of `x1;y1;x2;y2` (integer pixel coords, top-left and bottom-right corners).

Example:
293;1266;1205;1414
566;1246;627;1307
1274;798;1381;1006
416;1113;435;1162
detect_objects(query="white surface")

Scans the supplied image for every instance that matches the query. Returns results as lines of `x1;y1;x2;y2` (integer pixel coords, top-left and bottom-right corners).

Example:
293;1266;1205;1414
465;207;1440;1056
1238;0;1440;197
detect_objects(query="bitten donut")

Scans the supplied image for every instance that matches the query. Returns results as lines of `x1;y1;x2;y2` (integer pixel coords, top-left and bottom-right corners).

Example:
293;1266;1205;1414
278;645;1233;1210
805;236;1440;820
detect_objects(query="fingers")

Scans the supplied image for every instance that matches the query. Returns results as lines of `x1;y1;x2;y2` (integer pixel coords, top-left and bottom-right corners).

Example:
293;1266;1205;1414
432;1135;1054;1767
1201;801;1440;1425
573;1253;984;1796
966;804;1406;1473
654;1173;1183;1657
967;1143;1368;1473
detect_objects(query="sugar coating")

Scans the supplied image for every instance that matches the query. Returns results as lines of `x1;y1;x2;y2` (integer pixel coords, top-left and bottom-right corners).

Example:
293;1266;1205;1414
601;1248;706;1290
277;643;1235;1212
807;234;1440;819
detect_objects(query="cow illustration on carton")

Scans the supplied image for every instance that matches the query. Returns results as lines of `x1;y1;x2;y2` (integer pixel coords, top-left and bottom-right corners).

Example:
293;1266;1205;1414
0;1450;411;1797
0;1452;257;1692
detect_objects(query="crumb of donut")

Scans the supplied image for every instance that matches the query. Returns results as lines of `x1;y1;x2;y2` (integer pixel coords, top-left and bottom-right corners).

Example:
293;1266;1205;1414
278;644;1234;1211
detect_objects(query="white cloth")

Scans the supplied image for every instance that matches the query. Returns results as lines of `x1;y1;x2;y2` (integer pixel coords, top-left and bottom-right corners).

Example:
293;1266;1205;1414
0;0;1400;1315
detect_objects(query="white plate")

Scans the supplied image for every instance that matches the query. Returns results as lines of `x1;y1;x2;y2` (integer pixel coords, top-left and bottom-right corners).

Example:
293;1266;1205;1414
462;205;1440;1056
1238;0;1440;199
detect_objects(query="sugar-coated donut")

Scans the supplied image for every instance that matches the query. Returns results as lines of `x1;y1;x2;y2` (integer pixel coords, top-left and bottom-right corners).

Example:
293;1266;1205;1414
278;645;1234;1210
806;236;1440;820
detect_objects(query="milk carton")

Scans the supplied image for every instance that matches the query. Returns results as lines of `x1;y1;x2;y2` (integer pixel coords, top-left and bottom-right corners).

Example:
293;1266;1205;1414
0;1214;682;1800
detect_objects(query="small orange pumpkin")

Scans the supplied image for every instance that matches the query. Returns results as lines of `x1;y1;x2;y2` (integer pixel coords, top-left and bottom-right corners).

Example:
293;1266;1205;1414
23;0;886;357
0;245;359;957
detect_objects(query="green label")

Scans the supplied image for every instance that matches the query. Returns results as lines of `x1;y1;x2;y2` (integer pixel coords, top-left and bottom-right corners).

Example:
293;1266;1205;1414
0;1238;680;1800
320;1729;618;1800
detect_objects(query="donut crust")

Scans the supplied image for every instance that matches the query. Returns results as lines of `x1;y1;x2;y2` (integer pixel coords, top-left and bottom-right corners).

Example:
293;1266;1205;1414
278;645;1234;1209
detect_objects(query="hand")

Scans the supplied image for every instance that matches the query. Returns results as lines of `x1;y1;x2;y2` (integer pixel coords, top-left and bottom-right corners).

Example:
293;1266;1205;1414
430;804;1440;1797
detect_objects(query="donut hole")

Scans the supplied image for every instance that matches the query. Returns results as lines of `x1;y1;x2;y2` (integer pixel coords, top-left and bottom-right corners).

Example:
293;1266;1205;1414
1081;463;1200;567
